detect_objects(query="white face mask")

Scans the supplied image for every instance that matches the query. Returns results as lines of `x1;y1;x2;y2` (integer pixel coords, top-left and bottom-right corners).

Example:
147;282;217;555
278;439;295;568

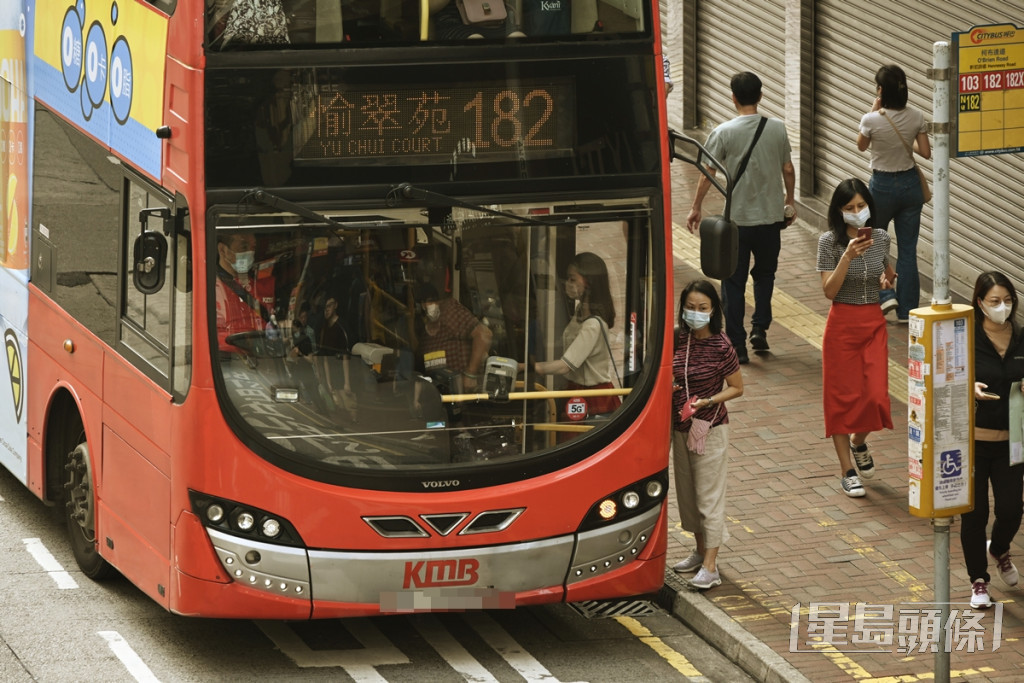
565;280;582;300
682;309;711;331
425;303;441;321
982;301;1011;325
232;250;255;274
842;207;871;228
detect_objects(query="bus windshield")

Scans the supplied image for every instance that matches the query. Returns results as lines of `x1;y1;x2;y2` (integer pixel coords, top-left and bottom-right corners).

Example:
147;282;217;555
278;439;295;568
212;197;654;476
206;0;648;49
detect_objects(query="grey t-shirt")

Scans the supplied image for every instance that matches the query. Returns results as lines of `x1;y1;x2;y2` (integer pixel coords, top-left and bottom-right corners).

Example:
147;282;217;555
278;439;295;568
704;114;793;227
859;107;927;172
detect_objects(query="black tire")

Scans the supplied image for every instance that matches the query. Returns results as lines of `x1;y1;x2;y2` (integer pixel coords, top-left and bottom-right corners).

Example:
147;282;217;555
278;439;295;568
64;439;116;580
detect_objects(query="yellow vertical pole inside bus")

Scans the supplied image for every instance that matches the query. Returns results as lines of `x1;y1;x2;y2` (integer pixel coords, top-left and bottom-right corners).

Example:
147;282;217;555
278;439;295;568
907;303;974;518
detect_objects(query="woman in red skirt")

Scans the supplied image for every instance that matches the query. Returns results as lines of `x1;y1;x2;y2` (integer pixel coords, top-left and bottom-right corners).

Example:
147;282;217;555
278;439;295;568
816;178;897;497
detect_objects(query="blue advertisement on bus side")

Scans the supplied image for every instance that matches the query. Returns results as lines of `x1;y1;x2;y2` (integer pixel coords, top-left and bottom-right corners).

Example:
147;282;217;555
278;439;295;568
32;0;167;180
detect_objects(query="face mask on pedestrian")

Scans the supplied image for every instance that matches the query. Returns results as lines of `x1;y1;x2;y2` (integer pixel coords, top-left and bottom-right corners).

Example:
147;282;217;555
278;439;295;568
232;250;255;274
842;207;871;228
981;301;1011;325
682;309;711;331
425;303;441;322
565;280;582;300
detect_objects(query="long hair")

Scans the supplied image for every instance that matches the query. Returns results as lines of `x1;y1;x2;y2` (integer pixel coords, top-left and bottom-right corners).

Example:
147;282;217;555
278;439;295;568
570;252;615;329
677;279;723;335
973;271;1019;331
876;64;909;110
827;178;877;247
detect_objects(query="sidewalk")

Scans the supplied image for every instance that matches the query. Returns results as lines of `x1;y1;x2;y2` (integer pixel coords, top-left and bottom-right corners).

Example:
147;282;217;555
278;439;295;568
662;162;1023;682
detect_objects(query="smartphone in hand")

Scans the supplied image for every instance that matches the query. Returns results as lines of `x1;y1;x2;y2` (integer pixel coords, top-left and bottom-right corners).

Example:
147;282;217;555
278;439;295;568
678;397;699;421
981;391;1000;399
857;227;872;241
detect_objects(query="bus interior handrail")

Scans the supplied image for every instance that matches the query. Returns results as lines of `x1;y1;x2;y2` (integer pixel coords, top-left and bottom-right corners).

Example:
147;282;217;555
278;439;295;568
441;387;631;404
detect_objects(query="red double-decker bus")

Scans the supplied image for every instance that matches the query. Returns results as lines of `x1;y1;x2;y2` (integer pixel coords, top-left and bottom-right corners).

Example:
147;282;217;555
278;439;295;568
2;0;675;618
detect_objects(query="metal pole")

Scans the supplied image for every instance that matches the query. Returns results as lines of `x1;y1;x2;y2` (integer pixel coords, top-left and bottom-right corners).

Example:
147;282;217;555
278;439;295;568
934;517;951;683
931;42;952;683
931;42;951;305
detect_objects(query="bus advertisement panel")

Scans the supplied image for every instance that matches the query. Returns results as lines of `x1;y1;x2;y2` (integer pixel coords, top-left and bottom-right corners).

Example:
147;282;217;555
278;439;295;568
32;0;165;178
1;0;28;481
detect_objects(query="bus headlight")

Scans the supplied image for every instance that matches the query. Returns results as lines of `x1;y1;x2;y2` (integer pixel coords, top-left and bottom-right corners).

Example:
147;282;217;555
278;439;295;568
206;504;225;523
577;470;669;532
262;518;282;538
236;511;256;531
188;490;305;547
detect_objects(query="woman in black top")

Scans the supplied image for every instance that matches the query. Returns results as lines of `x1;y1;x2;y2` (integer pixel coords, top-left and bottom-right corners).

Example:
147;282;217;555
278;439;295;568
964;271;1024;609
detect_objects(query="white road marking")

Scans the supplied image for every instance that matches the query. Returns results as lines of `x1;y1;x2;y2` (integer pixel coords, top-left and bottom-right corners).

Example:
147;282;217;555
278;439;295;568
22;538;78;589
411;614;498;682
258;619;408;681
98;631;161;682
463;612;585;683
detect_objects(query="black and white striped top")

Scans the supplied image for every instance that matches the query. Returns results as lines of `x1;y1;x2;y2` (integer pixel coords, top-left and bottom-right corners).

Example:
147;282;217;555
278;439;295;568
815;229;891;305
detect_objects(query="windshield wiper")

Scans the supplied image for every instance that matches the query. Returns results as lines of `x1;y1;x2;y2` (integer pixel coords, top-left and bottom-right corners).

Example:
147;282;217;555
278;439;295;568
388;183;578;228
241;189;346;229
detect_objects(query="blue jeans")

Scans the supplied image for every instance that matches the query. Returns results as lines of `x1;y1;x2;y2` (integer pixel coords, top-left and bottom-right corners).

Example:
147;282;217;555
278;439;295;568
870;169;924;319
721;223;783;349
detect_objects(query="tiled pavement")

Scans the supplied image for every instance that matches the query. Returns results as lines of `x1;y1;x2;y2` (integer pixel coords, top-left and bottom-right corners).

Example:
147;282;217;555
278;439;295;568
663;161;1022;682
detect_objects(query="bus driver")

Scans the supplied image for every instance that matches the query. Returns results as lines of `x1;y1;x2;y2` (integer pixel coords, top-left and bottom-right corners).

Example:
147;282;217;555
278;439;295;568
215;233;273;355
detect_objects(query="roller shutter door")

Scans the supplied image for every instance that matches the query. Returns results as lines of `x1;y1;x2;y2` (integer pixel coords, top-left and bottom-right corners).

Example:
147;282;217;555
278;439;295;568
815;0;1024;295
695;0;786;128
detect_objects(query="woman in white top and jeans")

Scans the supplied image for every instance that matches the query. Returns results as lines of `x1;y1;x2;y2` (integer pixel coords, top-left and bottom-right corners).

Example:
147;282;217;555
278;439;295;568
857;64;931;323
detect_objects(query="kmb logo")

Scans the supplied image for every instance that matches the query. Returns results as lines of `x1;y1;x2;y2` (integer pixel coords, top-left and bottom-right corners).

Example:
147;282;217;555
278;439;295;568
403;558;479;588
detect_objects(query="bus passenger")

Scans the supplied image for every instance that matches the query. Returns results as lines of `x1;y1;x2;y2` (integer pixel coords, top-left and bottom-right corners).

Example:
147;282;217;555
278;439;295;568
671;279;743;590
433;0;524;39
207;0;290;48
317;296;356;415
816;178;896;498
415;283;492;394
215;233;272;355
288;303;328;411
963;271;1024;609
531;253;620;422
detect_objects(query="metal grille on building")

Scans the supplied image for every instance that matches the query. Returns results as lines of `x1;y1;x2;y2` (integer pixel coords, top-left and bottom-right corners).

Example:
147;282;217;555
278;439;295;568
665;0;1024;301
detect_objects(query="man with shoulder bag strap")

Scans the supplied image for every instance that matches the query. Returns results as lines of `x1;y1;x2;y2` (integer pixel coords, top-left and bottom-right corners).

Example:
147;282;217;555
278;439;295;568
686;72;797;365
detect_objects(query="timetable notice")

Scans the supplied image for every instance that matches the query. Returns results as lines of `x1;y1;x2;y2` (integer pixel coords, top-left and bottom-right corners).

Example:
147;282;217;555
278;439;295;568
954;24;1024;157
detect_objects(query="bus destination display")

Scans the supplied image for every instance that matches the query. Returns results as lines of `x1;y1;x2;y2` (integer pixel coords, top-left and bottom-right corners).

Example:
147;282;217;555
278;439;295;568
293;80;575;164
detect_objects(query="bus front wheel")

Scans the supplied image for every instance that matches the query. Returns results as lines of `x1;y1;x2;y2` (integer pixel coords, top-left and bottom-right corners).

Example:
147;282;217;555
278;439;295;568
64;441;115;579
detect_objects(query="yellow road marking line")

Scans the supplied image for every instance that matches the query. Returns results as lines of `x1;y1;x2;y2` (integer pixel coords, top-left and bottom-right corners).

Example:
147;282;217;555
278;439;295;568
672;224;908;402
808;641;874;679
615;616;702;678
816;520;929;599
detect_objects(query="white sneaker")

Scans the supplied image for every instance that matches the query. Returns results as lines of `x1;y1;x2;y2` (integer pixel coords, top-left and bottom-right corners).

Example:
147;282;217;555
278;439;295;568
971;580;993;609
841;472;866;497
988;540;1019;586
672;552;704;574
689;567;721;589
851;442;875;479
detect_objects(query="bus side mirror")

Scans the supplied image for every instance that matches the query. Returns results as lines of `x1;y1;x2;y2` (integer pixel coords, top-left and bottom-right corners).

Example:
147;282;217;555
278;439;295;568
699;216;738;280
132;232;168;295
